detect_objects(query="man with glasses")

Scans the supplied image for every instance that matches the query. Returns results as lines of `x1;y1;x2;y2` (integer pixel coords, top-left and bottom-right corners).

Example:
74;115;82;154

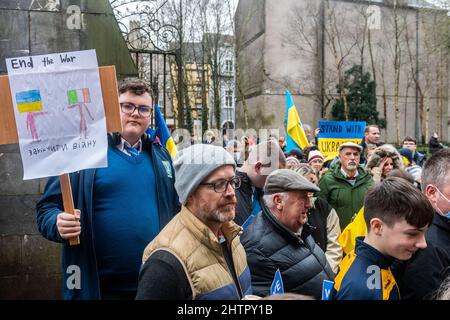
241;169;334;298
37;78;179;300
136;144;252;300
399;149;450;300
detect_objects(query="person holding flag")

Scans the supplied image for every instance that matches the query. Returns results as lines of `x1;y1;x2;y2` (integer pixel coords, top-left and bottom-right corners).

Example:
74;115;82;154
37;78;180;300
285;90;310;152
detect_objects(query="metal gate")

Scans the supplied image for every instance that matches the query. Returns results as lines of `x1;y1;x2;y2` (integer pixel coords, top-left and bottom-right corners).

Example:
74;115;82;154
112;0;184;129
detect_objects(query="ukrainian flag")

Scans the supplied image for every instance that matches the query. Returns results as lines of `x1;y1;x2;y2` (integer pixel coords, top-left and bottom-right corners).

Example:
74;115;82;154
16;90;43;113
155;104;177;158
338;207;367;255
285;90;309;151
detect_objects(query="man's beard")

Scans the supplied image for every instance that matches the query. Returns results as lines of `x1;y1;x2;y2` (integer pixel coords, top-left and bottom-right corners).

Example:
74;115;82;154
212;207;235;223
198;204;235;224
345;162;357;171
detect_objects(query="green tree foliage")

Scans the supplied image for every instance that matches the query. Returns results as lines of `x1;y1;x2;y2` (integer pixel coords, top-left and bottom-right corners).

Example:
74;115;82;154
332;64;385;128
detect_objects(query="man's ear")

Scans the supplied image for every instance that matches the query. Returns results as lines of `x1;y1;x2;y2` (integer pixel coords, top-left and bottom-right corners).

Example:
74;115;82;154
369;218;383;236
424;184;438;206
273;194;283;210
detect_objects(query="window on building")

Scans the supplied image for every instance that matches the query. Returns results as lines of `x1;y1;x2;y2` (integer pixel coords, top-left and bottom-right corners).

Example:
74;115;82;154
195;85;202;99
225;90;233;107
225;60;233;73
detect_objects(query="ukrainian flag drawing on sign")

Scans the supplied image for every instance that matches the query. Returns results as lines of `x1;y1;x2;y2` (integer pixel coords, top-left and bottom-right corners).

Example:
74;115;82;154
155;104;177;159
16;90;43;113
285;90;309;151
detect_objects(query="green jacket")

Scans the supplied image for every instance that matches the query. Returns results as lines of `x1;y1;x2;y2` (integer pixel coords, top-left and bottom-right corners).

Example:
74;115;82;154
317;165;373;230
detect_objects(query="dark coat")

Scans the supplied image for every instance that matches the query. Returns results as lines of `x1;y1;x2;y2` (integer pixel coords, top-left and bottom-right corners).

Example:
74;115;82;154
240;205;334;299
308;197;333;253
234;171;261;226
399;212;450;300
429;137;444;154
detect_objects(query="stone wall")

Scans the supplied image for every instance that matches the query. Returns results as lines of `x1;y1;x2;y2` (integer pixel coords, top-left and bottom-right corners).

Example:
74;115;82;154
0;0;137;299
235;0;449;143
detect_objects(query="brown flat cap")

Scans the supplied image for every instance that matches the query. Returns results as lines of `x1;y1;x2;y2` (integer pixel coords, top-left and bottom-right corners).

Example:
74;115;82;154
264;169;320;194
338;142;363;153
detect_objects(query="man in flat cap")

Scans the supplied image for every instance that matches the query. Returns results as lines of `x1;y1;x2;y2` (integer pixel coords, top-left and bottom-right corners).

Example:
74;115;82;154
241;169;334;299
136;144;252;300
318;142;374;230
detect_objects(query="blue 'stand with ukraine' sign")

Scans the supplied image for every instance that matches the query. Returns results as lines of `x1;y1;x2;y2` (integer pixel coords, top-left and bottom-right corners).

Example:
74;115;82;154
317;121;366;157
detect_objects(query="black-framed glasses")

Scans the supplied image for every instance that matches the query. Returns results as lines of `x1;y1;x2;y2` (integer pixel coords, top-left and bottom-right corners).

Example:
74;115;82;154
120;102;152;118
200;176;241;193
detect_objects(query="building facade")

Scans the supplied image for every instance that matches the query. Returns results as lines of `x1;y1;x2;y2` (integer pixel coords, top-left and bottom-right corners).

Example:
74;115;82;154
235;0;449;143
170;34;236;139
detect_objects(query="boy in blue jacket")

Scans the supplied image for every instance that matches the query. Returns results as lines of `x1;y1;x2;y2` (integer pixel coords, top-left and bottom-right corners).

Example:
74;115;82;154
36;78;180;300
331;177;434;300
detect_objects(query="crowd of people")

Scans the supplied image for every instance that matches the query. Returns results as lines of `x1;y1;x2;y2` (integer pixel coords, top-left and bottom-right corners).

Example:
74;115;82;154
36;79;449;300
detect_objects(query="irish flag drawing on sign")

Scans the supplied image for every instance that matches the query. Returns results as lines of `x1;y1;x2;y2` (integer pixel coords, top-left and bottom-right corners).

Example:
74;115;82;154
67;88;91;105
16;90;43;113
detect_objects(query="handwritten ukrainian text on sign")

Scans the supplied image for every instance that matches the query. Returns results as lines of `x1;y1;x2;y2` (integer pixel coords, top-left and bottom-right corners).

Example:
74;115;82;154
317;121;366;157
6;49;107;180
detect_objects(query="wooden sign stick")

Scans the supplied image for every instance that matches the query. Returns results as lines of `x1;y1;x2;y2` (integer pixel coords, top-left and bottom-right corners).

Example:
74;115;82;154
0;66;122;247
59;174;79;246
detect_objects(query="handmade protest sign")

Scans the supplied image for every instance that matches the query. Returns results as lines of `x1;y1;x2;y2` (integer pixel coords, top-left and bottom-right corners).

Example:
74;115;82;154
317;121;366;158
2;51;122;245
6;49;107;180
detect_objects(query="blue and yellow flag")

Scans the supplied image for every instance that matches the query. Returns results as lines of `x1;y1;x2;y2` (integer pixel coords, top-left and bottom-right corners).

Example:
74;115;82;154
338;207;367;255
16;89;43;113
155;104;177;159
285;90;309;151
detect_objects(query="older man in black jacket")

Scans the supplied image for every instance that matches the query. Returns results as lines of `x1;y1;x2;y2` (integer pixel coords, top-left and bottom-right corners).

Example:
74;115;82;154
241;169;334;299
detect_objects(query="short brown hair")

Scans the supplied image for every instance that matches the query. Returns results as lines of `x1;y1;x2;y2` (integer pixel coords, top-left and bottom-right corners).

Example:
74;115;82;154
364;177;434;230
388;169;415;184
422;149;450;190
364;125;379;134
118;78;153;97
402;136;416;145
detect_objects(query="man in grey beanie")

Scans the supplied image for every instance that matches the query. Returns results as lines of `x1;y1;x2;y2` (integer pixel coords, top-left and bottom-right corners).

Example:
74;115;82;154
241;169;334;299
136;144;253;300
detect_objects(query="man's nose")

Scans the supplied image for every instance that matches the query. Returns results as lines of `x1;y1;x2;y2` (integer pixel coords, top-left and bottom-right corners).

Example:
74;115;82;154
224;182;235;197
131;108;140;117
416;234;427;250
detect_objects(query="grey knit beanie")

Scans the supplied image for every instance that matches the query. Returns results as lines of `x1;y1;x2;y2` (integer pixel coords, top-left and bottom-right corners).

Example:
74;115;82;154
173;144;236;205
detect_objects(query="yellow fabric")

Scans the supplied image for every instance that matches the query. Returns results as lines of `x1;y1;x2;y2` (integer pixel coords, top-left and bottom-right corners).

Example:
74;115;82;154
142;206;248;299
287;105;309;149
402;156;410;166
381;269;399;300
165;137;177;159
333;250;357;292
338;207;367;255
